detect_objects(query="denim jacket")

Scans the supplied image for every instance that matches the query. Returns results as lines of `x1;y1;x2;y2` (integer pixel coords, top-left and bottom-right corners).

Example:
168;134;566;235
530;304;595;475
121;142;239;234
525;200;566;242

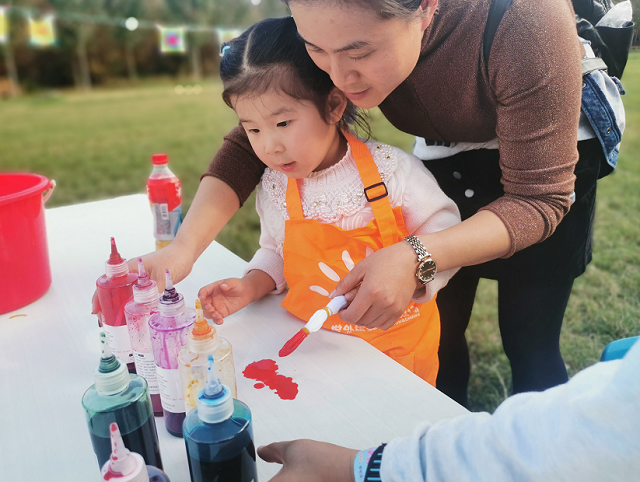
578;38;626;174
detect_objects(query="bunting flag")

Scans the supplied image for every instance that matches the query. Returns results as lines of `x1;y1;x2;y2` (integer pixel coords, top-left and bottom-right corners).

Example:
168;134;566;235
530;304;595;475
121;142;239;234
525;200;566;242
217;28;243;46
29;14;56;47
159;26;186;53
0;6;8;44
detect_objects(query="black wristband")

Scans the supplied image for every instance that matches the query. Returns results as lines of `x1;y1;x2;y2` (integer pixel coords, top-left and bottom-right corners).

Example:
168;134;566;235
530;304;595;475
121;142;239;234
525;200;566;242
364;443;386;481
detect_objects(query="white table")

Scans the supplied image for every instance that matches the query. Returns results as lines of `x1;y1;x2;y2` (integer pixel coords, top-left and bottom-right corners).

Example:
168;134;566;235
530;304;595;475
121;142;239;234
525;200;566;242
0;194;468;481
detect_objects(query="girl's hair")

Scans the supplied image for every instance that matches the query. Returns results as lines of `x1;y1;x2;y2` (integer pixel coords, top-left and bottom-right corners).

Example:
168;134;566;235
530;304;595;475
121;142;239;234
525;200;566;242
282;0;425;21
220;16;369;136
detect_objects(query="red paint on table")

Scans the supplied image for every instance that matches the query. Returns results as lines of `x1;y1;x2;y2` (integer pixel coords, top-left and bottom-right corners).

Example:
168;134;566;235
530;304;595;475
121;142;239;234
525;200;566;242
278;329;308;358
243;359;298;400
254;383;265;389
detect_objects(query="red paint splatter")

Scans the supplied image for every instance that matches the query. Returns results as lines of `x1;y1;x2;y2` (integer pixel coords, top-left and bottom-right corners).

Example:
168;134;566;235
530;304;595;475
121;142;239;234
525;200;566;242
254;383;265;389
243;359;298;400
279;329;308;357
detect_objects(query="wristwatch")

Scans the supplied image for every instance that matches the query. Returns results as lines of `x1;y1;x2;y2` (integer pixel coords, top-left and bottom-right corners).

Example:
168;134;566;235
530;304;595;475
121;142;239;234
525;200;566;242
403;235;437;285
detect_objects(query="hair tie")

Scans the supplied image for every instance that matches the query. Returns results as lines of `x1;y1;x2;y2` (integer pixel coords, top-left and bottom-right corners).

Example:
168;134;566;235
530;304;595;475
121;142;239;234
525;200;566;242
221;45;231;56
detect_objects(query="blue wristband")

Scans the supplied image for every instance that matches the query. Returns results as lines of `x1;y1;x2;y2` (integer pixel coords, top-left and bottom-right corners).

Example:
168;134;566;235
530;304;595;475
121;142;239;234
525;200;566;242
354;444;386;482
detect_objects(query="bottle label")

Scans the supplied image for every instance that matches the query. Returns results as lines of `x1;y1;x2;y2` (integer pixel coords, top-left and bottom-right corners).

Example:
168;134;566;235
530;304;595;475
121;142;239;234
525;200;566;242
134;351;159;394
151;203;182;240
103;324;134;365
156;366;185;413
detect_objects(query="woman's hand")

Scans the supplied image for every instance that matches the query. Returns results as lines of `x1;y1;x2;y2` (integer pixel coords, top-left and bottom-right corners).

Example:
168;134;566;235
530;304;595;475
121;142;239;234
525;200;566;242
331;240;419;330
258;440;357;482
91;242;195;315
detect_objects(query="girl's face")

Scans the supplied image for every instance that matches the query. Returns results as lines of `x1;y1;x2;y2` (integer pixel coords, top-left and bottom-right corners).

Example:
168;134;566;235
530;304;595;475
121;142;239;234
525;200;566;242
289;1;437;109
233;89;347;179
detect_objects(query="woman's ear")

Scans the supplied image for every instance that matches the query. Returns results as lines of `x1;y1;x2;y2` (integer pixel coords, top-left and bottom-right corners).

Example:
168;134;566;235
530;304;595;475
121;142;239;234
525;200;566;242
420;0;439;31
326;87;348;125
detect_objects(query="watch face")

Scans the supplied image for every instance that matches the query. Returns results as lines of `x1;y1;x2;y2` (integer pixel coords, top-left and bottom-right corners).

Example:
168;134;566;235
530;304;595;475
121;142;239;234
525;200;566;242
418;259;437;283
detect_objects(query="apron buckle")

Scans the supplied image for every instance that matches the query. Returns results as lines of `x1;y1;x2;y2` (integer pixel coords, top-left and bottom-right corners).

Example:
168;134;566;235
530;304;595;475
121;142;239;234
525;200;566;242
364;182;388;202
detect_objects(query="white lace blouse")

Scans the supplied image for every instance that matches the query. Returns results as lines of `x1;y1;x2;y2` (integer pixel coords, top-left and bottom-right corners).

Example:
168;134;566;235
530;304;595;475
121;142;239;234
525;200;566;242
245;139;461;303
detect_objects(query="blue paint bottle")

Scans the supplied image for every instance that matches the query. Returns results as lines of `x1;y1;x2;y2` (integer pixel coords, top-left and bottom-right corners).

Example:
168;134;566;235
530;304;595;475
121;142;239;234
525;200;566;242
83;332;163;471
101;422;171;482
183;355;258;482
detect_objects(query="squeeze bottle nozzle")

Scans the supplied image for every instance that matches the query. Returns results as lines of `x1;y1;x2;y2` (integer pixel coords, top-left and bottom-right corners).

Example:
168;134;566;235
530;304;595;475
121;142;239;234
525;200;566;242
105;237;128;278
95;332;130;395
133;259;159;304
101;423;148;482
189;299;218;353
159;269;185;315
197;355;233;423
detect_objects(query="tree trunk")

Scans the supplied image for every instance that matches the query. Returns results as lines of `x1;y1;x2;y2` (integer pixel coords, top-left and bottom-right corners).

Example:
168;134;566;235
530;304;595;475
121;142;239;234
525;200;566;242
125;40;138;81
190;43;201;80
3;41;19;97
77;25;92;90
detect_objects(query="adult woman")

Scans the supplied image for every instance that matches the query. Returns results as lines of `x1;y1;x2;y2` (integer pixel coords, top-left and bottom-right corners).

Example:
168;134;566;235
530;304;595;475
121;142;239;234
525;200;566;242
122;0;591;406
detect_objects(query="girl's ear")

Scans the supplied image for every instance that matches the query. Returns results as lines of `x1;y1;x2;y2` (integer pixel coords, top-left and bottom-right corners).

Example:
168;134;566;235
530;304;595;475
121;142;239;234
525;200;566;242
326;87;348;125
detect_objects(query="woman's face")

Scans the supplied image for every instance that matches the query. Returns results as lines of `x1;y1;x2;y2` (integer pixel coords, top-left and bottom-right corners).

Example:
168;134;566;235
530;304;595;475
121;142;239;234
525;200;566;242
290;1;436;109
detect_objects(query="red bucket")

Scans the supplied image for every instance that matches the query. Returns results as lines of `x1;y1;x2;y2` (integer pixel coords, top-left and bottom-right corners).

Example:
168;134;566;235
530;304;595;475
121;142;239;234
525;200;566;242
0;173;55;314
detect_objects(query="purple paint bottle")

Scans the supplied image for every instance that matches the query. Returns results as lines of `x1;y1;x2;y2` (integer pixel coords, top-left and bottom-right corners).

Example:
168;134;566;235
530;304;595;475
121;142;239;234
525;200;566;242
149;269;195;437
125;259;162;415
102;422;171;482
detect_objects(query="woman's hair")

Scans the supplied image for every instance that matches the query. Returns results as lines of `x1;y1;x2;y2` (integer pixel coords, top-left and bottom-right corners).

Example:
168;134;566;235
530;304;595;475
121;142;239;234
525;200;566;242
220;16;368;136
282;0;424;21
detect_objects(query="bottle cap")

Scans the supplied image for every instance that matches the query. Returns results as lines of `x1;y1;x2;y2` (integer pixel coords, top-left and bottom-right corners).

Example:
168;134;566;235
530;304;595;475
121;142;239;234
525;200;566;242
152;154;168;165
133;259;159;304
95;332;130;396
189;299;219;354
105;237;129;278
159;269;185;316
197;355;233;423
101;423;148;482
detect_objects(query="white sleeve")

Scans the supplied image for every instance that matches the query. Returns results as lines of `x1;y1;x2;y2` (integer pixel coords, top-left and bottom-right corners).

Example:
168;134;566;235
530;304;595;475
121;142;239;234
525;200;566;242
381;338;640;482
244;186;287;294
387;148;461;303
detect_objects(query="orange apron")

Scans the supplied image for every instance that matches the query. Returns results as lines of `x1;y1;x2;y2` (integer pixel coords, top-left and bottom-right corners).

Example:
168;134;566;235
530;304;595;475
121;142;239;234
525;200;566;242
281;133;440;385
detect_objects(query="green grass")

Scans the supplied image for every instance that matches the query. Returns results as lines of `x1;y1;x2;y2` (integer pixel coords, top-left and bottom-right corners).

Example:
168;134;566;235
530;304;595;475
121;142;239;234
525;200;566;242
1;54;639;412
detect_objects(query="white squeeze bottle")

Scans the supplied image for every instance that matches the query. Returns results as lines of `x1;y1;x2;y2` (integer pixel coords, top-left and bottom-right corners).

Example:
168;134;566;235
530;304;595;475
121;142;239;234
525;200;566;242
178;299;237;414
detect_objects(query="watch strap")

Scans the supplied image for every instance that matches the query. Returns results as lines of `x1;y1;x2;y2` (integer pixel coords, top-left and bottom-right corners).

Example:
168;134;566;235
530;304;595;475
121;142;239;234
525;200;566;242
404;235;431;261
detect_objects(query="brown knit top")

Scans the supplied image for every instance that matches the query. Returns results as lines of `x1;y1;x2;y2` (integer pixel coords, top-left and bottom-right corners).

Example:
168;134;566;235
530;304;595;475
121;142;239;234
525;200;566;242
204;0;583;256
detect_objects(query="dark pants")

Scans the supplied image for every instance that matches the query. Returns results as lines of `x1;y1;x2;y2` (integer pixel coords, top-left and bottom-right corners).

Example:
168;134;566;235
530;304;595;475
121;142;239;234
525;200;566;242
425;139;602;407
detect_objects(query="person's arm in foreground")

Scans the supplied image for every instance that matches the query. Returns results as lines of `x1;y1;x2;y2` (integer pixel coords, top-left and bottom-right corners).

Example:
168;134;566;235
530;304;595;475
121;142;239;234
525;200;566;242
259;339;640;481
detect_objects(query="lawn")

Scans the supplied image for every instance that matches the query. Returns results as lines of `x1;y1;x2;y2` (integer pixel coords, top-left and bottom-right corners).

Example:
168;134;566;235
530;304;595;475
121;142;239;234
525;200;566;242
2;52;639;412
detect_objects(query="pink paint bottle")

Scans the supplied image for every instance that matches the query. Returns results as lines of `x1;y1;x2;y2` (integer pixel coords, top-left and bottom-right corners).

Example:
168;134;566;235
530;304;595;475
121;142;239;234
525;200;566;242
96;237;138;373
101;423;171;482
148;269;195;437
125;259;162;415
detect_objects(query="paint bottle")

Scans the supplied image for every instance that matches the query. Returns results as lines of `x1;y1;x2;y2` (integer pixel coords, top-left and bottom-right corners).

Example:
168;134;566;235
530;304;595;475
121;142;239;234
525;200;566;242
183;355;257;482
149;269;195;437
147;153;182;251
101;422;171;482
124;258;162;415
83;332;163;471
96;237;138;373
178;299;237;415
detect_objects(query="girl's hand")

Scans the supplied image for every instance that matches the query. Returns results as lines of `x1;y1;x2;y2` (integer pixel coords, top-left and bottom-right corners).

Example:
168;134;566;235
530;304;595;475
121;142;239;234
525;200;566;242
258;440;357;482
331;241;418;331
198;278;254;324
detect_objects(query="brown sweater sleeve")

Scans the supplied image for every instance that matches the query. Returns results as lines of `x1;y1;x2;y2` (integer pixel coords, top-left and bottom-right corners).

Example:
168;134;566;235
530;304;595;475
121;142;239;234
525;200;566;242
479;0;583;256
202;125;266;206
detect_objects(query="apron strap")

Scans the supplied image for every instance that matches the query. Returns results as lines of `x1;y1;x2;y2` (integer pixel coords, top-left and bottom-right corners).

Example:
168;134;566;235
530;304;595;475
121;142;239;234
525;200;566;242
344;132;400;248
286;179;305;220
285;132;401;247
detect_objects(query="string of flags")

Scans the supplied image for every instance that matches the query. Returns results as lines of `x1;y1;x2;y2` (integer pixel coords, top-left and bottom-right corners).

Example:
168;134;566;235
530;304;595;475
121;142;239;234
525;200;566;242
0;5;243;54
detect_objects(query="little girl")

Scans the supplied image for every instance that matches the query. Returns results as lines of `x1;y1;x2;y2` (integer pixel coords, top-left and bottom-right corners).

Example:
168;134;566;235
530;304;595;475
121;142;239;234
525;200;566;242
198;16;460;385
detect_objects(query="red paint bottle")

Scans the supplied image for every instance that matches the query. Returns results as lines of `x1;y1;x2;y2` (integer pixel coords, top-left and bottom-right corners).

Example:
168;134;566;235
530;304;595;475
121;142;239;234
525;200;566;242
96;237;138;373
147;154;182;251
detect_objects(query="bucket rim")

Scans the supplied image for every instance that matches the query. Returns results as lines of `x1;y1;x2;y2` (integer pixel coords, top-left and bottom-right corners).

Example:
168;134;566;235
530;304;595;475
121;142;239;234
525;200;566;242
0;173;53;208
